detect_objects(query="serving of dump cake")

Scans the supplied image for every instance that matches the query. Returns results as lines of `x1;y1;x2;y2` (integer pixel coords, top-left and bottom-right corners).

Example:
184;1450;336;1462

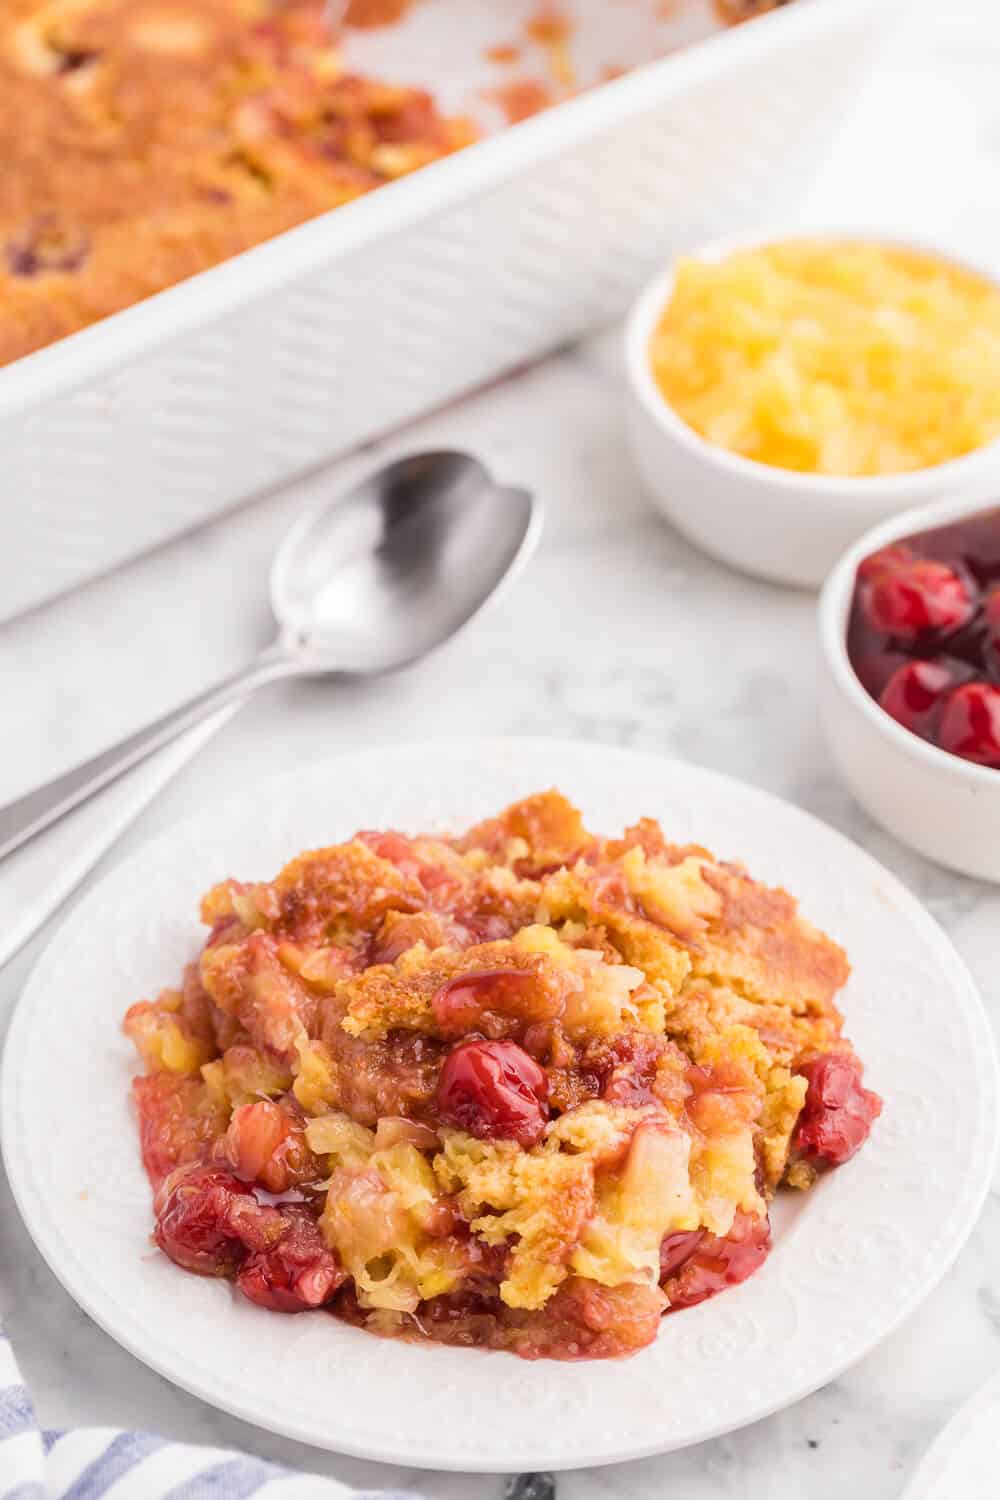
124;790;880;1361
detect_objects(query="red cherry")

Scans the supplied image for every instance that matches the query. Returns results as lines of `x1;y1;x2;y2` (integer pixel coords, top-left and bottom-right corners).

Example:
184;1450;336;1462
983;591;1000;678
153;1165;284;1276
661;1211;771;1312
658;1229;706;1281
862;560;975;639
851;649;909;700
205;914;242;948
355;829;455;894
794;1053;882;1171
223;1100;315;1194
132;1073;225;1191
937;682;1000;765
856;542;914;583
435;1040;549;1146
595;1032;668;1108
878;660;954;738
237;1205;345;1313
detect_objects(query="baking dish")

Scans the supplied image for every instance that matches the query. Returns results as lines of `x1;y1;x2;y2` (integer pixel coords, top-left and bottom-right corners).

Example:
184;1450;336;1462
1;0;893;622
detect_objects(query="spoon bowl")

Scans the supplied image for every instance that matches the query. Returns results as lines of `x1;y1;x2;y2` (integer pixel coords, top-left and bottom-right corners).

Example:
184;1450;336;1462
0;450;541;862
272;451;538;673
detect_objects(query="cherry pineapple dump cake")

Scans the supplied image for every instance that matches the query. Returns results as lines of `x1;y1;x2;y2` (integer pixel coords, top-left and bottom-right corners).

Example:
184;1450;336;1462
124;791;880;1360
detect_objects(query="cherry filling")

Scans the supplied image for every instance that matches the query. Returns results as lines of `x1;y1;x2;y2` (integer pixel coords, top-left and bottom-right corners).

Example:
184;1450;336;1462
431;967;559;1040
793;1052;882;1170
6;217;90;277
237;1205;345;1312
878;660;957;738
856;542;916;583
223;1099;316;1194
861;559;974;638
659;1228;706;1281
848;507;1000;767
589;1032;668;1108
53;45;98;74
660;1210;771;1312
355;828;457;899
153;1165;284;1276
132;1073;226;1191
154;1165;342;1312
984;590;1000;674
937;682;1000;765
356;829;426;879
435;1039;549;1146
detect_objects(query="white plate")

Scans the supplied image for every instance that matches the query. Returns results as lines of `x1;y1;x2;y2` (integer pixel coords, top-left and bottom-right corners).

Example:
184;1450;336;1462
3;740;997;1472
904;1370;1000;1500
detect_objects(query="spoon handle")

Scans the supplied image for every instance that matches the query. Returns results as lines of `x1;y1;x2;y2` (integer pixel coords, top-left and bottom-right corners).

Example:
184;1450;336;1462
0;644;297;864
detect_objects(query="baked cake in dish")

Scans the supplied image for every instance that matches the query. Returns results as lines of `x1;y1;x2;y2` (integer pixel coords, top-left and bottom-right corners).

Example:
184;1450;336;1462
1;0;801;368
0;0;474;367
124;790;881;1361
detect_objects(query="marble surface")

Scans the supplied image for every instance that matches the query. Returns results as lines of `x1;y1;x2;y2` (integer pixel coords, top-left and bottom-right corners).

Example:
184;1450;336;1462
3;1;1000;1496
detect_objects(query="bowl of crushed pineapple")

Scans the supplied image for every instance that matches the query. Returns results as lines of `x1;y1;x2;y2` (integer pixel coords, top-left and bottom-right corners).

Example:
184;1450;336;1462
625;233;1000;587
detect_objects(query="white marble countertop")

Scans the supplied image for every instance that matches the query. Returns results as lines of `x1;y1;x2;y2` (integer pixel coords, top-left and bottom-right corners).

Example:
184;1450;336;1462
3;2;1000;1496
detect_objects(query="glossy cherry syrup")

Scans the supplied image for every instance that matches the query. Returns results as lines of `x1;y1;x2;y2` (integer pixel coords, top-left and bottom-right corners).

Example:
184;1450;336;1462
660;1211;772;1312
848;506;1000;767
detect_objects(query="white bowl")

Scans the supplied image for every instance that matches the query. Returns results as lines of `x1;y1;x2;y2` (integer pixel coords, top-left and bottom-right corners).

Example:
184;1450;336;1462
624;233;1000;589
818;492;1000;882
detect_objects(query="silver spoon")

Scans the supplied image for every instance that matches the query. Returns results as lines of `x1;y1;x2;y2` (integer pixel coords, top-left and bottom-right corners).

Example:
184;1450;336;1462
0;450;541;862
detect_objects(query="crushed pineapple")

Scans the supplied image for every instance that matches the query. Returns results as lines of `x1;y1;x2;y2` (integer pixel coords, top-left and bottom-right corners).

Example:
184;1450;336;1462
540;865;694;992
305;1109;379;1168
123;997;214;1075
434;1122;603;1309
650;240;1000;475
291;1037;339;1114
758;1068;809;1185
620;848;721;939
689;1127;762;1235
513;925;650;1036
201;1045;292;1107
573;1121;699;1287
313;1114;464;1312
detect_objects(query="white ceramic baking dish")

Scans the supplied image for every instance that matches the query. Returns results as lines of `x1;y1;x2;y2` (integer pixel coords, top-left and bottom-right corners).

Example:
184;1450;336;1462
1;0;892;622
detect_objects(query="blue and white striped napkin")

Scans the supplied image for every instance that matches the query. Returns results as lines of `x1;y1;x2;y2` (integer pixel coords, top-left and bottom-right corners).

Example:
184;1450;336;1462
0;1326;420;1500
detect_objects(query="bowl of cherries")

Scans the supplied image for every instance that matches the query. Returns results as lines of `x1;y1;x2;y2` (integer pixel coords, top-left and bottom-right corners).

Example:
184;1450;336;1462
819;492;1000;880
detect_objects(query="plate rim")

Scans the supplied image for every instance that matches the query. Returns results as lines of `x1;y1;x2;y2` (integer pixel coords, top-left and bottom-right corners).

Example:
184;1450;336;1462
4;737;998;1472
903;1368;1000;1500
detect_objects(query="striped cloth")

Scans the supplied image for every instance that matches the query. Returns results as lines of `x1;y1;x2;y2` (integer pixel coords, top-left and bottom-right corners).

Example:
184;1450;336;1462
0;1328;422;1500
